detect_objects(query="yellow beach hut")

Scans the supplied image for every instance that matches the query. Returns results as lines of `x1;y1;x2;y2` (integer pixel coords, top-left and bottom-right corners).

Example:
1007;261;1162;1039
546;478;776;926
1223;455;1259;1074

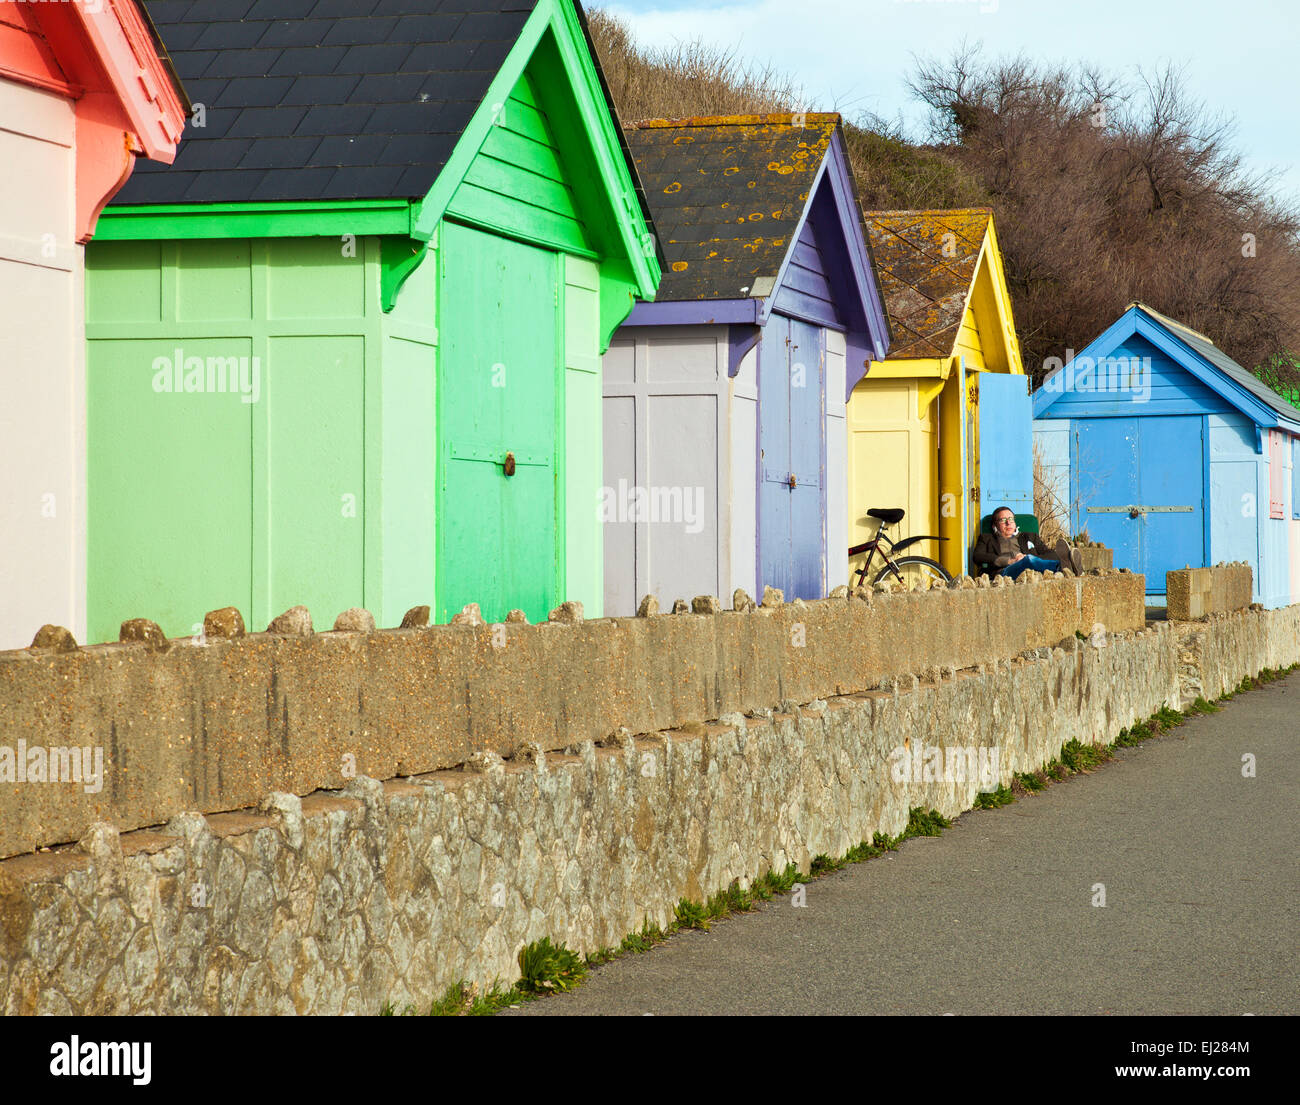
848;208;1027;579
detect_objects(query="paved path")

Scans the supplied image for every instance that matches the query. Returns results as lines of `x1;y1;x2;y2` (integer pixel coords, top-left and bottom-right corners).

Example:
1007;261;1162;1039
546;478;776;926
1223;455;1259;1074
511;674;1299;1016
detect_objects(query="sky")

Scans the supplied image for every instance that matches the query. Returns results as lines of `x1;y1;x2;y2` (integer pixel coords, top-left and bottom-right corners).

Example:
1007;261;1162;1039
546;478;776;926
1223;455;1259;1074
601;0;1300;206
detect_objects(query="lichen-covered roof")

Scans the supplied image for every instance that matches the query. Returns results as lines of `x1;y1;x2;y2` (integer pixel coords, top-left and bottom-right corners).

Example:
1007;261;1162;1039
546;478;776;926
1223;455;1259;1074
627;114;839;301
863;208;993;360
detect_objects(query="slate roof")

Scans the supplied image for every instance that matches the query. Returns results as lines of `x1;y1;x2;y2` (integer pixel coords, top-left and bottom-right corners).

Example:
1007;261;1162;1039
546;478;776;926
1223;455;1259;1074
113;0;541;205
862;208;992;360
627;115;840;302
1133;303;1300;424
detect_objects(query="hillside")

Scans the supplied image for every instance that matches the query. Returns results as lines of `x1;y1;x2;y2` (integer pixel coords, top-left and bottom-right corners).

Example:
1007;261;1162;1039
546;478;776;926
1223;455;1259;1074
587;9;1300;395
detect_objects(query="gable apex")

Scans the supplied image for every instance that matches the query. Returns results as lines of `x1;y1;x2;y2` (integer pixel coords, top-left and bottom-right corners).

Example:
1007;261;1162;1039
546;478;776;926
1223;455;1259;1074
1034;304;1300;430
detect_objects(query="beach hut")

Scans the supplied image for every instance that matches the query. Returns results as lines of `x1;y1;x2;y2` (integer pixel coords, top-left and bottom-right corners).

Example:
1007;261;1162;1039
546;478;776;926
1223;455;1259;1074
848;209;1028;580
0;0;185;651
602;114;890;615
82;0;660;641
1033;303;1300;608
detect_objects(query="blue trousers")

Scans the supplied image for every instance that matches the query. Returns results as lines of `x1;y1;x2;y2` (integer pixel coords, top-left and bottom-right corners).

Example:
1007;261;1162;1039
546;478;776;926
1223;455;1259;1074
999;555;1059;580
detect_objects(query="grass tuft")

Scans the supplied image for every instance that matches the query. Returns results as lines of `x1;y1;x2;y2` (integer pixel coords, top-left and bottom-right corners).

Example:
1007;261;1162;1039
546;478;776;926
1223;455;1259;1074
673;898;710;931
517;936;587;995
973;784;1015;809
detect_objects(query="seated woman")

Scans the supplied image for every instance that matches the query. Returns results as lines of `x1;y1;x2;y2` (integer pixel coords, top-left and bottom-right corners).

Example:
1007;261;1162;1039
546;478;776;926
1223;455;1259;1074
972;507;1082;580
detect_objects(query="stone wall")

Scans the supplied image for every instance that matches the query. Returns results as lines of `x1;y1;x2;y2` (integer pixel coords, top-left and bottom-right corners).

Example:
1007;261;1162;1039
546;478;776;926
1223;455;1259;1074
1166;563;1254;621
3;604;1296;1015
1076;543;1114;573
0;571;1144;860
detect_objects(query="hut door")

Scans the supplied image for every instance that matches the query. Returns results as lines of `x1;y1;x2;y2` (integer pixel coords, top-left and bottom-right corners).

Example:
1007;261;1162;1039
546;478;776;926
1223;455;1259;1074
1075;416;1204;593
977;373;1034;521
759;316;826;599
437;223;559;624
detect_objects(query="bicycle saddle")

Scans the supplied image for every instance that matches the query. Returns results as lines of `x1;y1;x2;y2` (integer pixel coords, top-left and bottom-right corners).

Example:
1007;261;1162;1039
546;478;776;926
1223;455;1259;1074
867;508;905;525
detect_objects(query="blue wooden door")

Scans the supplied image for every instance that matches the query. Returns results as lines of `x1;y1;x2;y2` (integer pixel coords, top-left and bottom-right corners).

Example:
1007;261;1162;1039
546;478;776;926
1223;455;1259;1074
1075;418;1140;568
788;318;826;598
1074;416;1204;593
759;315;826;599
1136;416;1205;590
977;373;1033;521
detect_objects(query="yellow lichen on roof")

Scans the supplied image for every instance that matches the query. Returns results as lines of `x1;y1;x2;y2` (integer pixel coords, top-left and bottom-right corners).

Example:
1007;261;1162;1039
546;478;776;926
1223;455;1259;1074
626;114;841;301
863;208;996;360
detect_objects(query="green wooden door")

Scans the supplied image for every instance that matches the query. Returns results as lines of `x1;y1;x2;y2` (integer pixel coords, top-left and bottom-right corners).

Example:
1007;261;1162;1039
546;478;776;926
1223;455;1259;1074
437;221;560;624
86;237;378;643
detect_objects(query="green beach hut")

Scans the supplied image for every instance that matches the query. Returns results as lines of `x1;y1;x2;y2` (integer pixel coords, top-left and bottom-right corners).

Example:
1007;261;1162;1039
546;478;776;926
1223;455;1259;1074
85;0;659;639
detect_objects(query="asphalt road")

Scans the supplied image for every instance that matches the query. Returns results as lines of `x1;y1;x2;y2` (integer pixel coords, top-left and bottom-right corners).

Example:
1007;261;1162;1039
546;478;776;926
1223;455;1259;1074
511;673;1299;1016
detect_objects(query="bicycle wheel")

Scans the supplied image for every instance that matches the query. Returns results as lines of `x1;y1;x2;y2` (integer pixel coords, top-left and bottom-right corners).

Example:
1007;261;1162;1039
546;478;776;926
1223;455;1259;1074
873;556;952;590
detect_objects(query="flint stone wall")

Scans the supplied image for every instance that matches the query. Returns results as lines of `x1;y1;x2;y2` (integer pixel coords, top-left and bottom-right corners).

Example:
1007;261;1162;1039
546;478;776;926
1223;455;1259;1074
2;605;1296;1016
1166;563;1254;621
0;572;1144;860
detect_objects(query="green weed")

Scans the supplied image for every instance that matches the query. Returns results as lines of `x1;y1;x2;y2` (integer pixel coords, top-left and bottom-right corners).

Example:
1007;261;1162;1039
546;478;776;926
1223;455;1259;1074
516;936;587;995
1015;770;1048;791
674;898;710;930
1060;738;1111;773
900;806;951;838
973;784;1015;809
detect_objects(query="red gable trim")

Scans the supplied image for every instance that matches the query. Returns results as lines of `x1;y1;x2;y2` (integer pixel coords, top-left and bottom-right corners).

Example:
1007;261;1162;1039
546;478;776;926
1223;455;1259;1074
75;0;186;158
0;0;185;241
0;2;80;96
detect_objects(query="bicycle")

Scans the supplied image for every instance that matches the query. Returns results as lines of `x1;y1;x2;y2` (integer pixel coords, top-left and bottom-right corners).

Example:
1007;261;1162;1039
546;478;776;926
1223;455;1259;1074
848;508;952;589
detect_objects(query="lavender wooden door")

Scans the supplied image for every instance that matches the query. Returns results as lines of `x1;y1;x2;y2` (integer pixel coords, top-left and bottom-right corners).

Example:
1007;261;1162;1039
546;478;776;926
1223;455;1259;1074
759;315;826;599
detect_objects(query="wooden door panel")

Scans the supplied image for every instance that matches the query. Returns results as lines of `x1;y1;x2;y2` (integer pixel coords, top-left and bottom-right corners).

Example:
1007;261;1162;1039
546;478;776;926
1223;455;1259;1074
438;222;558;624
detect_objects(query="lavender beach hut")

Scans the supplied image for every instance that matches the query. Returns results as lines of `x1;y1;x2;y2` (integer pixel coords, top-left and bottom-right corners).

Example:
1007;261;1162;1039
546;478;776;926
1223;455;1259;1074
602;114;890;614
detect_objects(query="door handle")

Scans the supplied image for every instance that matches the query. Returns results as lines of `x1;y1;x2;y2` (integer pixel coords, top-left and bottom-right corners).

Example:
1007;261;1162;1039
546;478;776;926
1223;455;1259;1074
788;474;797;489
503;451;516;477
1129;508;1141;519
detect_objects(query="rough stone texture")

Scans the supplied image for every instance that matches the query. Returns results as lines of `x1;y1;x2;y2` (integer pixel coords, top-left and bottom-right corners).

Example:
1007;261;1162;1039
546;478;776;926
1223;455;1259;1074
30;625;77;652
671;599;690;615
732;590;755;613
1077;545;1114;573
548;601;584;625
0;576;1144;860
636;596;659;618
1167;563;1253;621
450;604;483;628
333;608;376;634
761;586;784;607
119;619;167;650
505;610;529;625
692;596;721;615
267;606;312;637
2;605;1295;1015
399;606;430;630
204;608;246;639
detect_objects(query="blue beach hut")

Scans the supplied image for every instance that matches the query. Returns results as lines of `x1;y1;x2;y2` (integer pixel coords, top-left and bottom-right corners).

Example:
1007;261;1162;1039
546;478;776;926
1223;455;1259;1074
1033;303;1300;608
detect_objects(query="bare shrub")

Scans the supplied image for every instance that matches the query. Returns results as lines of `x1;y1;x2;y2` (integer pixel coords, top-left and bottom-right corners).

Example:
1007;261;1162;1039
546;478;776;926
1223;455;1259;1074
910;45;1300;382
1032;440;1069;545
585;12;1300;392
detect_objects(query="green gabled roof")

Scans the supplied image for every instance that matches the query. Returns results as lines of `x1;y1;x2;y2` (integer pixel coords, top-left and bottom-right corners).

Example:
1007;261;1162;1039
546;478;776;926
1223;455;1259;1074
100;0;659;304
